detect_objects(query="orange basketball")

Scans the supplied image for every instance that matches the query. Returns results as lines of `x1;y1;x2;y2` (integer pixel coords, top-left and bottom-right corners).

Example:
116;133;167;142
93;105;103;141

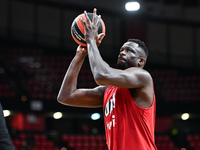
71;12;106;47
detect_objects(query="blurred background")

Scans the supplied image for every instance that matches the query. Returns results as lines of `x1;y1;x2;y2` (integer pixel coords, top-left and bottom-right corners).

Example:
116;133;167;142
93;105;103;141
0;0;200;149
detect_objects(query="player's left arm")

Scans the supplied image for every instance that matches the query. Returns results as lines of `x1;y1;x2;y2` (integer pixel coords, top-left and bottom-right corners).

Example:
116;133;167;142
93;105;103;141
88;43;152;89
94;65;152;89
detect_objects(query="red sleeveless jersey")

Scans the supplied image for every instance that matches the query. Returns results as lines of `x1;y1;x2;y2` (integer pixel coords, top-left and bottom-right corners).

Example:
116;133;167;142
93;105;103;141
103;86;157;150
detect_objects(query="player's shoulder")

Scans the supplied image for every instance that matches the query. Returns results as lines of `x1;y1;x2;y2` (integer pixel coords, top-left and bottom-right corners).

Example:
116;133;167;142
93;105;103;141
129;67;153;86
128;67;151;77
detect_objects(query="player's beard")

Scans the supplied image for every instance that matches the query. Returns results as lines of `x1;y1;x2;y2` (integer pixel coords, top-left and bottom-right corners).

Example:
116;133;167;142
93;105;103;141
116;62;127;70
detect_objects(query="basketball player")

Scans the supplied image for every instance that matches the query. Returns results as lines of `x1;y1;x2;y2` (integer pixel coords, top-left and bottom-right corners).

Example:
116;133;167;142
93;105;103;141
57;8;157;150
0;103;15;150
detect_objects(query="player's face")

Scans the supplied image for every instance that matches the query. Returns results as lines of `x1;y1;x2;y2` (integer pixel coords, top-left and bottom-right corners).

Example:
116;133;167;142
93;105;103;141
117;42;140;69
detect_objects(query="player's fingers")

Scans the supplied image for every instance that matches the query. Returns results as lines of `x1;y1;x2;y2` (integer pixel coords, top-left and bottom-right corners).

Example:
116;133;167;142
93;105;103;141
77;45;88;53
76;45;82;52
84;10;91;25
93;8;97;24
98;33;105;41
96;15;101;27
97;40;101;46
81;46;88;54
97;33;105;46
80;17;87;27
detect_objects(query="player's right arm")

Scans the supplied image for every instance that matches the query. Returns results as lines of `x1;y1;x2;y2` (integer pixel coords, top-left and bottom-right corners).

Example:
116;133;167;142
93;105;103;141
57;46;106;108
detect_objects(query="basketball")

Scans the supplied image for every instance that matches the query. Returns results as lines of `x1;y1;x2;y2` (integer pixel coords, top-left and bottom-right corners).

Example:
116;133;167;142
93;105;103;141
71;12;106;47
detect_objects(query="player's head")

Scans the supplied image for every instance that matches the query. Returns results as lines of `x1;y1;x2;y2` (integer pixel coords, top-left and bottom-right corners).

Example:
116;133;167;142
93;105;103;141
117;39;149;69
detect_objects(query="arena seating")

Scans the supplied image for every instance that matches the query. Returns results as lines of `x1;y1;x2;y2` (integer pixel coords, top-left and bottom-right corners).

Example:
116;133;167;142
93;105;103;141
0;83;15;98
11;132;109;150
1;47;200;102
152;69;200;102
12;133;59;150
62;134;108;150
187;135;200;150
12;132;183;150
0;47;97;100
155;135;179;150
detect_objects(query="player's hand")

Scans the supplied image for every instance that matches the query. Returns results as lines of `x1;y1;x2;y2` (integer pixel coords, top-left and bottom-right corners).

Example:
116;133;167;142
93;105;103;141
81;8;102;44
76;45;88;56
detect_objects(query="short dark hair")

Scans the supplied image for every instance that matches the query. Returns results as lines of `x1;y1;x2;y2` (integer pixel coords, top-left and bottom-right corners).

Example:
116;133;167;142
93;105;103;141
127;39;149;57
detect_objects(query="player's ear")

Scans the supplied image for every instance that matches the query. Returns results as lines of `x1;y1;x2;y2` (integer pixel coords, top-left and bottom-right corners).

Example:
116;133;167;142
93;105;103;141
138;57;145;68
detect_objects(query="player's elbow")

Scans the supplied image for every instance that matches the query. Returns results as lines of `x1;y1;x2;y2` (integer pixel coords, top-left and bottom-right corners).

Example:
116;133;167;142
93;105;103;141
57;95;69;105
57;95;64;103
94;74;108;86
